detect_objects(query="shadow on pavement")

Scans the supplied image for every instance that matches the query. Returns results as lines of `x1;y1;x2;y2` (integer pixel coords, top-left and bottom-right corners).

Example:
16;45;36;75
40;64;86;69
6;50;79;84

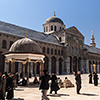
80;93;99;96
18;85;39;88
47;94;70;97
12;98;24;100
15;89;24;91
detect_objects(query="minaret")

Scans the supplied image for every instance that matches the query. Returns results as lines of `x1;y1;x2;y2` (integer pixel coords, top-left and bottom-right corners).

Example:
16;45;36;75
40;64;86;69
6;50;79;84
54;11;56;16
90;30;96;47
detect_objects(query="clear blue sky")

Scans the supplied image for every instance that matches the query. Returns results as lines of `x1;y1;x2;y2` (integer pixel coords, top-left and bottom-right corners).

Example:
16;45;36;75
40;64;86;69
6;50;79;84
0;0;100;47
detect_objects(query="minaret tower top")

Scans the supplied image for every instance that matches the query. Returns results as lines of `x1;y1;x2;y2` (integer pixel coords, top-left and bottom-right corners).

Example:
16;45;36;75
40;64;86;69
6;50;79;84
90;30;96;47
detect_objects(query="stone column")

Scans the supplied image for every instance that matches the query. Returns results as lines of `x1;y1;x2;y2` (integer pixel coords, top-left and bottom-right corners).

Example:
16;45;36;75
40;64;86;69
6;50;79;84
30;62;33;77
63;58;67;74
66;57;70;74
26;59;30;84
49;58;51;75
11;58;15;74
86;60;89;73
81;58;84;73
62;60;64;74
39;60;44;77
34;61;37;78
56;60;59;75
22;61;26;78
5;59;10;73
91;63;93;72
18;62;22;73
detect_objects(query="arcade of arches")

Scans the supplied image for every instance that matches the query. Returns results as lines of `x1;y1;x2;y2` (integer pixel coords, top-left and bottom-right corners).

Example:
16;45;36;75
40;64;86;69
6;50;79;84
3;54;100;75
89;61;100;73
68;56;82;74
4;56;64;76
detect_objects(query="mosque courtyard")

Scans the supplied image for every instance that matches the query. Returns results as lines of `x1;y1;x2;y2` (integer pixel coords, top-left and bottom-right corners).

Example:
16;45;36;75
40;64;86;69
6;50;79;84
12;74;100;100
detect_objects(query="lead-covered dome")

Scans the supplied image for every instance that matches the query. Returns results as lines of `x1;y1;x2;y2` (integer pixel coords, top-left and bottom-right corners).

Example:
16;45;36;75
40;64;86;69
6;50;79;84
9;38;42;53
45;16;64;24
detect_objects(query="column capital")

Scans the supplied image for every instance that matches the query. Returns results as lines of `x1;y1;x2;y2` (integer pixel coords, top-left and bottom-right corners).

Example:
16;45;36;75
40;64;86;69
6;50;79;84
22;61;26;65
34;61;37;64
26;58;31;62
5;59;10;63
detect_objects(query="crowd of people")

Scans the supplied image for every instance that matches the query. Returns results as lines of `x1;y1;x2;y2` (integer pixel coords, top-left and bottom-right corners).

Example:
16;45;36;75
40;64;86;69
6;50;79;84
88;71;99;86
0;71;27;100
0;72;17;100
0;69;99;100
39;70;74;100
39;70;100;99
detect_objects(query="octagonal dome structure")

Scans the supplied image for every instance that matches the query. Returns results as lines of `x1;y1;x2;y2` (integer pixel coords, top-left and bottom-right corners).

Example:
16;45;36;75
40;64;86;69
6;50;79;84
4;38;45;61
9;38;42;53
45;16;64;24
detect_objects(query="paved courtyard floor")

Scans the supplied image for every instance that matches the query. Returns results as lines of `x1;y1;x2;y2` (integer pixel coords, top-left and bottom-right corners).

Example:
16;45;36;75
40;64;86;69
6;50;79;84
10;74;100;100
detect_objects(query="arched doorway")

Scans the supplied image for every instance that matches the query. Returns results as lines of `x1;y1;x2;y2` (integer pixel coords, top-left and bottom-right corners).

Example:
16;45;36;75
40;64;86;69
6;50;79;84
59;58;63;75
78;57;81;71
37;62;40;74
0;51;5;72
92;61;94;72
89;61;91;72
69;56;72;74
44;56;49;71
51;56;56;73
73;56;77;73
96;62;97;73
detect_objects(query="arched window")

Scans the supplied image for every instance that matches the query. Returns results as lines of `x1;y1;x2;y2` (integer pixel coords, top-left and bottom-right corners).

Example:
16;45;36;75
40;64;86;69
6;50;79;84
58;50;60;55
60;27;62;30
44;27;45;32
43;47;45;53
9;41;13;48
51;26;53;31
55;49;57;55
74;47;76;54
51;49;53;55
2;40;7;49
46;26;48;32
54;26;56;31
47;48;49;54
61;50;63;55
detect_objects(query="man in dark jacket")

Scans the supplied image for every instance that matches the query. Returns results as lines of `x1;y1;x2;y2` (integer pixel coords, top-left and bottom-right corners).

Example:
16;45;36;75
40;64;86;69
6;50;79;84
39;70;50;100
50;73;59;94
6;73;14;99
75;71;81;94
1;74;6;100
94;73;99;86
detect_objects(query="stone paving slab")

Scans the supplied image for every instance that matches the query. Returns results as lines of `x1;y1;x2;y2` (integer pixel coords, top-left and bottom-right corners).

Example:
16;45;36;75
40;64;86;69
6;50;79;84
8;74;100;100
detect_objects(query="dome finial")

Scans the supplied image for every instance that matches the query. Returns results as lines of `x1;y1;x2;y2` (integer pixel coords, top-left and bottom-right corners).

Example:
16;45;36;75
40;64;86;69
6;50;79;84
26;29;28;38
92;30;93;35
90;30;96;47
54;11;56;16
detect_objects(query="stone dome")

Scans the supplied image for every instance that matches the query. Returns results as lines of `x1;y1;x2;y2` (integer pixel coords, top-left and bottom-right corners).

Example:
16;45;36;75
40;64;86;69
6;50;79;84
45;16;64;24
9;38;42;53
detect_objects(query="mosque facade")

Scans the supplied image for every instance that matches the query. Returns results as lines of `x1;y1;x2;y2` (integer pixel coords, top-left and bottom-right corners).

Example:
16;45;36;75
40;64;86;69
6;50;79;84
0;13;100;75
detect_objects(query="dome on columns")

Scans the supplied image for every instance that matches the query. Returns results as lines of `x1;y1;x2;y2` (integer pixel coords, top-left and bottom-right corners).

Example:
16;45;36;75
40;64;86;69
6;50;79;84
45;12;64;24
9;38;42;53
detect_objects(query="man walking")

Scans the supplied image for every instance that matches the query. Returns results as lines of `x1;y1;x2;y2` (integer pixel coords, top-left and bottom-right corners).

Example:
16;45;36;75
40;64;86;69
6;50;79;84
75;71;81;94
39;70;50;100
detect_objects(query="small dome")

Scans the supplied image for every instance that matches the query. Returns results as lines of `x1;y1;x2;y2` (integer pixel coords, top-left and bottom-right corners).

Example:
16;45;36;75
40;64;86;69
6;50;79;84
9;38;42;53
45;16;64;24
